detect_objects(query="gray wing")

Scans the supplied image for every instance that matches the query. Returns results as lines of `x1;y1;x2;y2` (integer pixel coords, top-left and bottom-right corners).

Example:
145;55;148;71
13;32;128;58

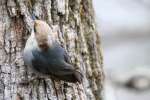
55;42;72;64
31;48;75;76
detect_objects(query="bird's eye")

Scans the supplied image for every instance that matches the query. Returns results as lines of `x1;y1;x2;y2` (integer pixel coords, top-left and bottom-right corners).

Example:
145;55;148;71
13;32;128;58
39;44;45;48
39;43;48;50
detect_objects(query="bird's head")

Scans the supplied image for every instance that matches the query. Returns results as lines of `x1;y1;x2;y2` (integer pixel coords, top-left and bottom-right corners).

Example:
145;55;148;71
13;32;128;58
34;20;51;51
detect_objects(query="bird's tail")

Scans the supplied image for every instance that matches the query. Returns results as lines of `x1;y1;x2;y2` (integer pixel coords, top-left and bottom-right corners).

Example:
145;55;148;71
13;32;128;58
55;70;83;83
73;71;83;83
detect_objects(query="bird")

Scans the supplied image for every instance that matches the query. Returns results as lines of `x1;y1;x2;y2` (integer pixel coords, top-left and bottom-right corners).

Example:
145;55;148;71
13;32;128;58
23;20;83;83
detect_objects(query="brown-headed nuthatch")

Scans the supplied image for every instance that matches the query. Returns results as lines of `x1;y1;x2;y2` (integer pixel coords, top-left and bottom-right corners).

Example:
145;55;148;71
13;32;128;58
23;20;83;83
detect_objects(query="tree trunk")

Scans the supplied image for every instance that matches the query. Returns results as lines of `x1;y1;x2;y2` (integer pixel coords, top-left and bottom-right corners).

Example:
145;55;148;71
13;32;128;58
0;0;104;100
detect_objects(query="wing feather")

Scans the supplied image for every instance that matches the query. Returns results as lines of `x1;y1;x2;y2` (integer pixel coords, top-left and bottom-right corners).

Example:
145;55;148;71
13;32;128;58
31;47;75;76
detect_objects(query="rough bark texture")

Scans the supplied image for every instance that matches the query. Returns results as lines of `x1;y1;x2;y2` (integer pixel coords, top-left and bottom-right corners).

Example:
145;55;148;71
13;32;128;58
0;0;104;100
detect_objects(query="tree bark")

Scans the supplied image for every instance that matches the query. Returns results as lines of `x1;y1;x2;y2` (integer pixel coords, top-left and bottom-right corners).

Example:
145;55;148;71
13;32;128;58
0;0;104;100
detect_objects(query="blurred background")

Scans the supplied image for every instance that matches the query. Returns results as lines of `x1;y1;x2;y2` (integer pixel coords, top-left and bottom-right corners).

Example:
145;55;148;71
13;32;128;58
93;0;150;100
